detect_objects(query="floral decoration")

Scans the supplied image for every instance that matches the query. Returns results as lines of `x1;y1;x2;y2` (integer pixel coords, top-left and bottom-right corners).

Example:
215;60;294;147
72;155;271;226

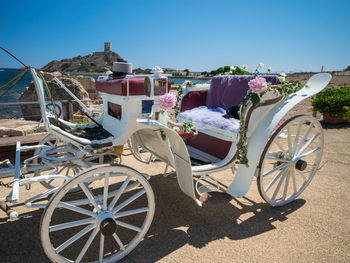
159;93;177;112
235;63;302;167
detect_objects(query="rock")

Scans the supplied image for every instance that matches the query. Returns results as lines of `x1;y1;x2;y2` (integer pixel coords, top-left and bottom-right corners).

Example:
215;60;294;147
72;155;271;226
42;71;62;81
68;75;100;100
19;76;89;120
41;52;126;73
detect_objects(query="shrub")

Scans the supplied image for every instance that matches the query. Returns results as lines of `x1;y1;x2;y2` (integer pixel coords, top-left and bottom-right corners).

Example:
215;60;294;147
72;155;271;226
61;63;71;71
311;86;350;119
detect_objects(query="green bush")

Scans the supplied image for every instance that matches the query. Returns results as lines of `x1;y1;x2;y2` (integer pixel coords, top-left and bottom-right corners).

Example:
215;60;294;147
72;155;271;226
311;86;350;119
208;66;251;76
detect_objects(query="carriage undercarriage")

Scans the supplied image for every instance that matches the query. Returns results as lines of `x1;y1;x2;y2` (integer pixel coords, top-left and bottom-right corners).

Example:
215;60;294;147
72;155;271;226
0;65;331;262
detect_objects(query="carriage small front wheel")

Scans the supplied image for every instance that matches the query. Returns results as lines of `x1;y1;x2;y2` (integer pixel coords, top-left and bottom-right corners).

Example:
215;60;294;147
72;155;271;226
257;115;324;206
40;164;155;262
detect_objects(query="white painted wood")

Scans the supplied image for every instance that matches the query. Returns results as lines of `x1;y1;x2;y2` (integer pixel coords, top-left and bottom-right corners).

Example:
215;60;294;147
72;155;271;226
227;73;331;197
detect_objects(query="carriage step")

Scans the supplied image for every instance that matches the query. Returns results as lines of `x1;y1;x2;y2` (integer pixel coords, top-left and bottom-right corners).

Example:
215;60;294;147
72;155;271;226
199;191;232;204
0;200;18;219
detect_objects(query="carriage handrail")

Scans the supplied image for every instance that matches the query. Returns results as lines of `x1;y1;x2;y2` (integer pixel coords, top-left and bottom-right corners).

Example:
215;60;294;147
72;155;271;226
54;77;93;115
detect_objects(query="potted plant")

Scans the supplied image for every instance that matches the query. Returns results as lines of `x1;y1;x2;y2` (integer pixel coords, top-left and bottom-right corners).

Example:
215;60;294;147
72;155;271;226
311;86;350;124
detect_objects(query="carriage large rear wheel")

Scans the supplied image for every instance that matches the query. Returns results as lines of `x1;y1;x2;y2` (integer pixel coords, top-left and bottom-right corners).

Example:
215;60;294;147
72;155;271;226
40;164;155;262
257;115;324;206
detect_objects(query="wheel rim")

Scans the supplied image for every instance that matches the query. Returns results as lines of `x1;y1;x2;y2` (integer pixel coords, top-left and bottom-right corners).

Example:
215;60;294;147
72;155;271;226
258;115;324;206
127;135;154;164
41;165;155;263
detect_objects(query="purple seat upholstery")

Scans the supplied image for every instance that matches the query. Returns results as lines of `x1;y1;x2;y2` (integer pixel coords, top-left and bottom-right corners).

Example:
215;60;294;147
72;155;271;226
207;75;280;110
179;75;280;132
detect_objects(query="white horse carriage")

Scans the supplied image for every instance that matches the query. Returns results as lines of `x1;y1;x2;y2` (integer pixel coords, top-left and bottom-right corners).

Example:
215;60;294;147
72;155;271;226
0;60;331;262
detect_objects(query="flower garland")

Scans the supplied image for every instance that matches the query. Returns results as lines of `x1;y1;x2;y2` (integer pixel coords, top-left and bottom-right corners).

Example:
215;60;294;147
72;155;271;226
235;63;302;167
158;91;195;138
174;84;184;118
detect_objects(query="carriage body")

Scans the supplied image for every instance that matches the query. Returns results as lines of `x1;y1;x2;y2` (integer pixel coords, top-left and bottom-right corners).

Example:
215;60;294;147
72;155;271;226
0;66;331;262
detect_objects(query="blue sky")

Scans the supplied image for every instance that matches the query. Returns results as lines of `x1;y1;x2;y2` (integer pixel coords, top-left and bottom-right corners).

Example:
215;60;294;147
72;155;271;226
1;0;349;72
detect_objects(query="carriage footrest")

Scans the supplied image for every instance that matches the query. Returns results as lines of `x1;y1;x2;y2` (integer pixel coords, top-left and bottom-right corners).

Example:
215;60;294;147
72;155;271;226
199;192;232;204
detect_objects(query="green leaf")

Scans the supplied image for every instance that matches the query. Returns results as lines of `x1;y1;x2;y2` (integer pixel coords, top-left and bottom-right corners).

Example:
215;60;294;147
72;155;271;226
250;93;260;105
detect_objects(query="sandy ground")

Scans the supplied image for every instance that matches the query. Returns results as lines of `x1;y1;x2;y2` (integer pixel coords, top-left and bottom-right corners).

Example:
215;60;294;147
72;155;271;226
0;100;350;263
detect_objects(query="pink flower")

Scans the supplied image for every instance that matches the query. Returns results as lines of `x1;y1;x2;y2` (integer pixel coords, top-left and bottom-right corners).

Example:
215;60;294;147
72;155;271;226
159;93;177;111
248;76;267;93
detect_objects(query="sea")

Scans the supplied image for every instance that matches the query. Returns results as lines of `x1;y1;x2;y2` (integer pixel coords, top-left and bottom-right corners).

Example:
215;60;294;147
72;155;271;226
0;68;208;119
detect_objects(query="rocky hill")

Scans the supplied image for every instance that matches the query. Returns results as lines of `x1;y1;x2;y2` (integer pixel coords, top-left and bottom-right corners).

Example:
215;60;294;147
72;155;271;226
41;51;127;73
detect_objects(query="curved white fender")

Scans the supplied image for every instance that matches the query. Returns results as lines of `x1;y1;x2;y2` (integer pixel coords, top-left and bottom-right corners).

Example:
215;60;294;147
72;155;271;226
226;73;332;197
135;120;202;206
164;129;202;206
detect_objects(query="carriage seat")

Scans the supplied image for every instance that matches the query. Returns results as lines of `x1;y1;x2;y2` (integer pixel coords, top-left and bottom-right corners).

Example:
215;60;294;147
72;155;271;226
48;116;114;148
178;75;280;133
96;78;146;96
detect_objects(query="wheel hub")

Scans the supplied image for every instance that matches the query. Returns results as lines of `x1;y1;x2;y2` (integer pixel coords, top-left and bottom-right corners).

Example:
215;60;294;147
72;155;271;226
295;159;307;171
100;218;117;236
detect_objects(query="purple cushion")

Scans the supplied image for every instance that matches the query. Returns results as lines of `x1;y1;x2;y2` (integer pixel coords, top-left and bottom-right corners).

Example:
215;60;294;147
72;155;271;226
207;75;280;110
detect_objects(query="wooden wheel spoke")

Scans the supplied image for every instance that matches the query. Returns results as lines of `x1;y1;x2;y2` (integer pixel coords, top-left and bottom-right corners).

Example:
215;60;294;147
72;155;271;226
57;165;68;174
116;220;142;232
292;121;302;154
113;233;126;250
73;166;81;174
112;189;146;215
55;224;94;253
287;126;293;156
75;228;99;263
266;156;290;163
299;147;320;158
115;207;150;218
274;139;288;155
108;176;131;211
79;183;100;212
282;171;291;200
65;166;71;177
307;163;317;167
297;133;320;156
272;168;288;200
49;218;95;232
291;168;297;194
99;234;105;262
58;201;96;217
263;162;289;178
103;172;109;210
295;123;313;154
264;167;288;192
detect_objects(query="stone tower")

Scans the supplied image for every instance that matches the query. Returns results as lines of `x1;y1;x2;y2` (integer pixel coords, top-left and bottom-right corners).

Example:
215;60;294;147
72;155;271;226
104;42;112;52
